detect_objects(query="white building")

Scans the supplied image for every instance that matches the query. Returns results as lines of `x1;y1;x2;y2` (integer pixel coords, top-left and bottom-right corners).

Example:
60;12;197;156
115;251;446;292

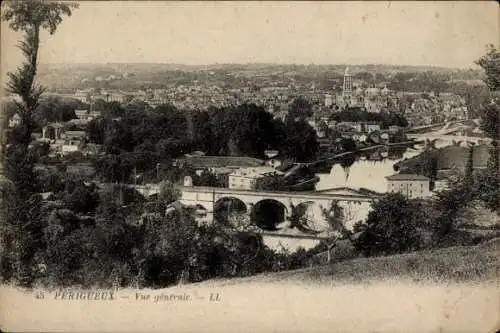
324;94;333;107
386;174;430;199
75;110;88;120
364;122;381;133
8;113;21;128
75;110;102;121
62;144;79;155
228;167;283;190
74;90;92;103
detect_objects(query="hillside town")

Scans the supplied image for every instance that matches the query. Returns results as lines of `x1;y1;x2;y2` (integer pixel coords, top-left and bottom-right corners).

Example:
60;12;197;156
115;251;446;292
0;3;498;324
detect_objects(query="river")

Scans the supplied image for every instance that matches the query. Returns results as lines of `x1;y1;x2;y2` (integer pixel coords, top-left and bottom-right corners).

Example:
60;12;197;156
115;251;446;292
316;146;425;193
262;144;428;251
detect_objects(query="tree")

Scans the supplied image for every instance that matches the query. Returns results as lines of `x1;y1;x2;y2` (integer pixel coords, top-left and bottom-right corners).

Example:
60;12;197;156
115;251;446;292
282;119;319;162
475;45;500;139
63;181;99;214
137;205;199;287
475;142;500;212
353;193;424;256
158;180;180;204
2;0;77;141
472;45;500;213
288;96;313;120
85;118;106;144
479;101;499;140
1;0;77;286
320;201;357;263
34;96;79;125
193;170;219;187
475;44;500;91
210;212;265;277
190;110;214;153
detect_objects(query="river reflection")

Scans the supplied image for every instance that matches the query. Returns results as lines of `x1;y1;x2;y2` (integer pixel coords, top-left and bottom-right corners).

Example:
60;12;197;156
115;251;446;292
316;145;425;193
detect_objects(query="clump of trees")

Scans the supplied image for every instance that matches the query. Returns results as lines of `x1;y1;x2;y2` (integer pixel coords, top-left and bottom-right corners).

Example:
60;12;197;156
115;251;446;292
87;102;319;183
330;108;408;128
352;194;431;256
4;175;318;288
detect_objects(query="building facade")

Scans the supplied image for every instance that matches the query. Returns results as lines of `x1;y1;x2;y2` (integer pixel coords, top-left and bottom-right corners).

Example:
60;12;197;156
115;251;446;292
228;167;283;190
386;174;430;199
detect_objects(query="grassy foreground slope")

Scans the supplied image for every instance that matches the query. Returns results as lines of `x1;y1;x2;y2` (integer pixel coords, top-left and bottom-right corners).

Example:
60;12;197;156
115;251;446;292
1;239;498;333
201;237;499;287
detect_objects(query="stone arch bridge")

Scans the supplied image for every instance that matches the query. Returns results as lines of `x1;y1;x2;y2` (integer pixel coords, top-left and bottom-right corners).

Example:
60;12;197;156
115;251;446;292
133;184;378;231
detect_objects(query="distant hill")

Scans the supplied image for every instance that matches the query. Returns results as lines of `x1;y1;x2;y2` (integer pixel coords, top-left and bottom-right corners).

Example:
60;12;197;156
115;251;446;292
36;63;483;92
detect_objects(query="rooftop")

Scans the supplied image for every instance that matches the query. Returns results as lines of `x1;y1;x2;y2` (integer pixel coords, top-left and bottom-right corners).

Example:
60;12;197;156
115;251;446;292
230;166;284;178
177;156;264;169
386;173;430;181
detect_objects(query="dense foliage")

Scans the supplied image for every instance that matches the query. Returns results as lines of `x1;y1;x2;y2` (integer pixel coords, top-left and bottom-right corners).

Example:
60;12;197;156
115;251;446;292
86;102;319;183
330;108;408;128
475;44;500;91
353;193;429;256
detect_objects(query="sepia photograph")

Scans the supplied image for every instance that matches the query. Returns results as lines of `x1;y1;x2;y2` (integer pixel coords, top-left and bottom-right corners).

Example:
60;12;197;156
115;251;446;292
0;1;499;332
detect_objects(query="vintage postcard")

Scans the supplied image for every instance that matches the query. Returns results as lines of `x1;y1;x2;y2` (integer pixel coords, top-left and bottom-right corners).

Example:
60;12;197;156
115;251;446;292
0;1;499;332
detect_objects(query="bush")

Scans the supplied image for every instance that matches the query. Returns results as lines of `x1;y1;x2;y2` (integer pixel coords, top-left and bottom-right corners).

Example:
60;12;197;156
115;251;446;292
64;181;99;214
353;193;426;257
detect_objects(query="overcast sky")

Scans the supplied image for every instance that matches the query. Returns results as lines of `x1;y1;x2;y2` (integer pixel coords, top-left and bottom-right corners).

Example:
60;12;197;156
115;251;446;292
1;1;499;75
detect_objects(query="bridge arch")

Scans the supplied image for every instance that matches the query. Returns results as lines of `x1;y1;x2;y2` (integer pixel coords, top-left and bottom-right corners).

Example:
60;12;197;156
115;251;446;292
214;196;248;226
252;199;288;231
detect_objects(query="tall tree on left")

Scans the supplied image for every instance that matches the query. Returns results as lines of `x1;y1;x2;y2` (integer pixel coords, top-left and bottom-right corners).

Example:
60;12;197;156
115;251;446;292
1;0;77;286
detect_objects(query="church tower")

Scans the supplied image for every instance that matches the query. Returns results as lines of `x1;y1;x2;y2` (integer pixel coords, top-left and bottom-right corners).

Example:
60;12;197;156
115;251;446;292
342;67;353;99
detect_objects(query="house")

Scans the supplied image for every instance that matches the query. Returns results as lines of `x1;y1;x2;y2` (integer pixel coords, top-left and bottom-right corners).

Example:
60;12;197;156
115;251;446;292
42;123;65;140
75;109;88;120
210;167;233;187
228;167;283;190
63;131;86;144
386;174;430;199
8;113;21;128
363;122;381;133
107;91;127;103
62;144;79;155
337;122;362;132
74;90;91;103
388;125;404;133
